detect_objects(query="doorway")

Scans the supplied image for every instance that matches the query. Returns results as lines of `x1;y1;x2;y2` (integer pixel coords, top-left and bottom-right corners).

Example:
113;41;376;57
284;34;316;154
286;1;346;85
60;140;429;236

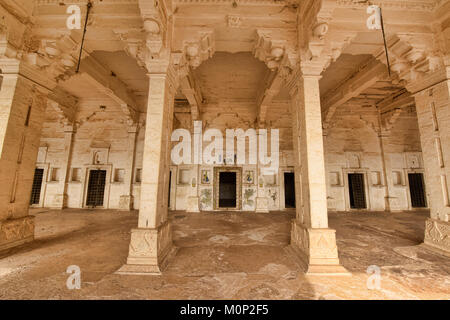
408;173;427;208
284;172;296;208
348;173;367;209
219;172;237;208
30;168;44;205
86;170;106;207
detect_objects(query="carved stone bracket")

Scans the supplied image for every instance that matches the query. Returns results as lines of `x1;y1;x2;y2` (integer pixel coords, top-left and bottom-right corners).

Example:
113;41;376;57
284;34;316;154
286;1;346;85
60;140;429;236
376;34;444;88
181;31;215;69
22;34;80;82
253;29;288;71
139;0;170;59
424;218;450;255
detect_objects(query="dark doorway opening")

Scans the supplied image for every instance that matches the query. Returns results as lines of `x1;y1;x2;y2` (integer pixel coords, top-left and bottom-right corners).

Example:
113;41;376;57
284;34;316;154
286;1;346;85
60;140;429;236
408;173;427;208
284;172;296;208
219;172;237;208
86;170;106;207
168;170;172;207
30;168;44;205
348;173;367;209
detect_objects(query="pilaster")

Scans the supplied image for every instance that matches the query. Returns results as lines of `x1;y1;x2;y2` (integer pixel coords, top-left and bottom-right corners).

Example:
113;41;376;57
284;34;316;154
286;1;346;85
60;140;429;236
119;124;138;211
53;124;76;209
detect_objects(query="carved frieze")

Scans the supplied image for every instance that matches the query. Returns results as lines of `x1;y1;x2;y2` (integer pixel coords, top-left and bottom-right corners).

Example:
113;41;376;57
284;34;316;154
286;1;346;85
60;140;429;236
424;219;450;250
0;216;35;249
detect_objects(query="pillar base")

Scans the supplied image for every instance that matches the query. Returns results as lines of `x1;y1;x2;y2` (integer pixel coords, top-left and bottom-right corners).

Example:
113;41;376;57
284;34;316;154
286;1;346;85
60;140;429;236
116;220;176;275
423;218;450;256
255;197;269;213
186;196;200;212
289;219;350;276
119;195;134;211
51;193;68;209
0;216;35;252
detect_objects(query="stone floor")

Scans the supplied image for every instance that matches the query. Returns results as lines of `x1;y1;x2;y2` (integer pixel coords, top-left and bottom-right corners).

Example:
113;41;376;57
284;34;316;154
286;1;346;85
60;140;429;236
0;208;449;300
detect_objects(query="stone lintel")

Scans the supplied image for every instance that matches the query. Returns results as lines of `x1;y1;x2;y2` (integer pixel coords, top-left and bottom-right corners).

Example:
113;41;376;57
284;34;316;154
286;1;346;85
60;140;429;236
290;219;350;276
116;220;177;275
0;216;35;252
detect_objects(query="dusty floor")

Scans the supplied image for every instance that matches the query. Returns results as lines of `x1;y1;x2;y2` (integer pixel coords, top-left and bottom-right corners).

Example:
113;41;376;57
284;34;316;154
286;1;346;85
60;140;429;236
0;209;449;300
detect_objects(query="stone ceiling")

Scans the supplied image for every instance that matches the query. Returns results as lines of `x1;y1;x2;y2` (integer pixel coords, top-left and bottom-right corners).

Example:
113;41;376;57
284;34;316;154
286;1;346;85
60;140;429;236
193;52;269;103
30;0;444;118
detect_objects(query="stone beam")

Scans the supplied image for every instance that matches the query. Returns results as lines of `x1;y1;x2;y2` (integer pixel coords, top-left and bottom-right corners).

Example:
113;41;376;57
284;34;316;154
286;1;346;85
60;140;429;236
321;58;389;128
256;70;284;125
179;68;203;120
47;87;78;125
0;0;34;24
325;0;442;12
377;88;414;113
75;54;139;124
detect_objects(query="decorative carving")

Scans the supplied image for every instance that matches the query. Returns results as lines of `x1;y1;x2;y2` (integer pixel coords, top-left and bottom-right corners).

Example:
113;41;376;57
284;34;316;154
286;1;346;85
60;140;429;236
376;34;444;88
129;229;156;257
424;219;450;250
253;30;287;70
227;15;242;28
309;230;339;259
381;108;403;132
90;147;110;165
0;217;35;247
181;31;215;69
22;34;80;81
138;0;170;59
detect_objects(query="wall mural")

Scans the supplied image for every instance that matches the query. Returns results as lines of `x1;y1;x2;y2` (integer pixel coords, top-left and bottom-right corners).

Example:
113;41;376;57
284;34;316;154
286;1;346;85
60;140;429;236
267;187;279;209
201;170;211;184
243;187;257;211
244;170;255;185
200;188;213;210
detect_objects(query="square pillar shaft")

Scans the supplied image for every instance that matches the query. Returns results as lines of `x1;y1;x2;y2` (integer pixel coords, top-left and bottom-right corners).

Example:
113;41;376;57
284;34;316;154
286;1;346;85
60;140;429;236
409;67;450;255
0;61;48;251
117;69;177;275
53;124;75;209
289;73;349;275
119;125;138;211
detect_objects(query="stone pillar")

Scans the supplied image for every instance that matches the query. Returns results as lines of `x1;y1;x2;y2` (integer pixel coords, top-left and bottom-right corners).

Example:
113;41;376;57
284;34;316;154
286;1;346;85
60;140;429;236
377;127;395;212
408;65;450;255
288;70;349;275
256;129;269;213
53;123;76;209
119;124;138;211
0;59;48;251
117;64;177;274
186;121;200;212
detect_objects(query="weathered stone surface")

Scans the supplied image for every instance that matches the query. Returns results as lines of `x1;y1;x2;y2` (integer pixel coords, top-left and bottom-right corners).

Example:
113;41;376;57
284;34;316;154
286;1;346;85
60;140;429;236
0;0;449;279
0;216;34;252
0;209;448;300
